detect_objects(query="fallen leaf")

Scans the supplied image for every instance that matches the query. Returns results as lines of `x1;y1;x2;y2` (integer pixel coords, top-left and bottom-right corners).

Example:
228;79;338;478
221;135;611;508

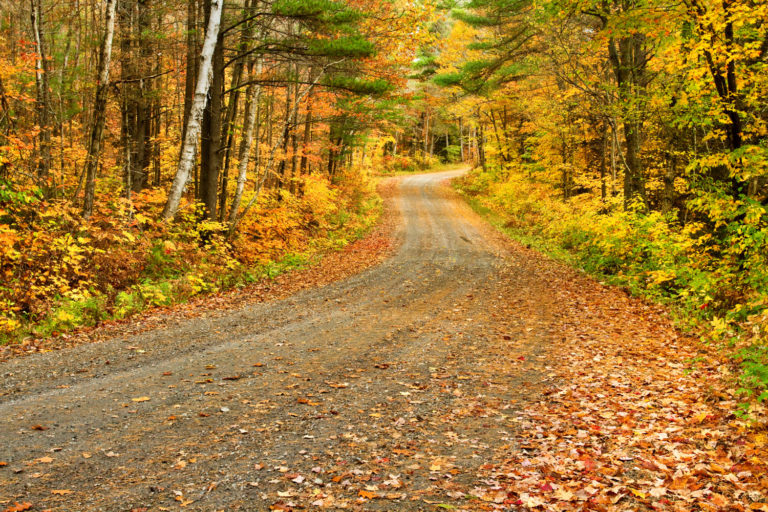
553;488;575;501
3;502;33;512
51;489;73;495
131;396;150;403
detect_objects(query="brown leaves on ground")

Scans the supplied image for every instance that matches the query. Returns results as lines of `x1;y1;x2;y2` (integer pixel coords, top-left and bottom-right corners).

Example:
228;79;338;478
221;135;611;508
466;243;768;511
3;180;765;511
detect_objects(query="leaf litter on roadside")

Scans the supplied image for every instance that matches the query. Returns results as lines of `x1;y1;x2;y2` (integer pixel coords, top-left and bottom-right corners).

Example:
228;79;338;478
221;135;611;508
463;246;768;511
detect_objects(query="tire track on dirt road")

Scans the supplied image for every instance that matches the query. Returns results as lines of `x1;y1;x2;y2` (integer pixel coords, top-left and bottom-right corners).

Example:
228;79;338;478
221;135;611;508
0;169;559;511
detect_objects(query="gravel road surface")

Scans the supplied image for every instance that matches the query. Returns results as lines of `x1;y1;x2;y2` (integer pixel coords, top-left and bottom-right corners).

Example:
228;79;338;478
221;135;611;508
0;170;558;511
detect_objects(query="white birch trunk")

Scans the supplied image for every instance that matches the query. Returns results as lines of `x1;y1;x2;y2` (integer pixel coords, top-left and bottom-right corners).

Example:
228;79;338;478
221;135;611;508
228;68;331;235
228;59;263;226
31;0;52;181
162;0;223;221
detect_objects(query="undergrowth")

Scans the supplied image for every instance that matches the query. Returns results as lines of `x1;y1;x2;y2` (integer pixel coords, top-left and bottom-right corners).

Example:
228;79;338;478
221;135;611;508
1;172;381;345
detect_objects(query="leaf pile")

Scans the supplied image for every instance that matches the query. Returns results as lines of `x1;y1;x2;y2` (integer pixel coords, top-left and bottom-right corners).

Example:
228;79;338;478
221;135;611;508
468;249;768;511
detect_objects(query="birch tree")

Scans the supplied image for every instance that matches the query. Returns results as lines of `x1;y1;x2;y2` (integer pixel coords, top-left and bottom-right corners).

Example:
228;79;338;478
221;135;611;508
30;0;52;187
162;0;223;221
228;59;262;227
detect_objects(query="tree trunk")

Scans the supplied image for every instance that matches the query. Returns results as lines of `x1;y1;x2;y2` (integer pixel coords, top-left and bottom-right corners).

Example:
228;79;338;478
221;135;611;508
218;0;254;221
82;0;117;218
0;77;14;178
662;151;677;214
162;0;223;221
276;80;292;190
31;0;52;189
488;110;507;162
477;117;486;171
290;67;300;193
228;58;263;228
501;105;512;159
133;0;153;191
299;91;313;175
180;0;199;144
600;123;608;204
198;0;224;220
608;33;647;209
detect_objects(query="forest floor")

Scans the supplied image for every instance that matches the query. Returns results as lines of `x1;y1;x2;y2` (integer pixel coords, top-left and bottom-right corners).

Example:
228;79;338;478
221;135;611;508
0;169;766;512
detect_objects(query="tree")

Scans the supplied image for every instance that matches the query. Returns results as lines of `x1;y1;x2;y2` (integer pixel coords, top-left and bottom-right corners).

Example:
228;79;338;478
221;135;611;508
228;58;263;227
30;0;52;188
581;0;657;208
119;0;156;194
82;0;118;218
162;0;223;221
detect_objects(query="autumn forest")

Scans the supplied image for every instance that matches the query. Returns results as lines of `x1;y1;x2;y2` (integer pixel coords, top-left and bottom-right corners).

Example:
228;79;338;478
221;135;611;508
1;0;768;508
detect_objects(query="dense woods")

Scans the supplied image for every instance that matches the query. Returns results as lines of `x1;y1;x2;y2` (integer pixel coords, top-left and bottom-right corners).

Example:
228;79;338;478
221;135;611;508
4;2;768;509
424;0;768;401
1;0;767;400
0;0;431;340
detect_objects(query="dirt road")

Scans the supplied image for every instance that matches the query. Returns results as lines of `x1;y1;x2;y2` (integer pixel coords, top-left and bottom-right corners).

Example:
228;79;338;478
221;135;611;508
1;169;562;511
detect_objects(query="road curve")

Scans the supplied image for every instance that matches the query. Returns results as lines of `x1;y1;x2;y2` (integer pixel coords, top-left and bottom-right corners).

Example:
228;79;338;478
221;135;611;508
0;170;555;511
